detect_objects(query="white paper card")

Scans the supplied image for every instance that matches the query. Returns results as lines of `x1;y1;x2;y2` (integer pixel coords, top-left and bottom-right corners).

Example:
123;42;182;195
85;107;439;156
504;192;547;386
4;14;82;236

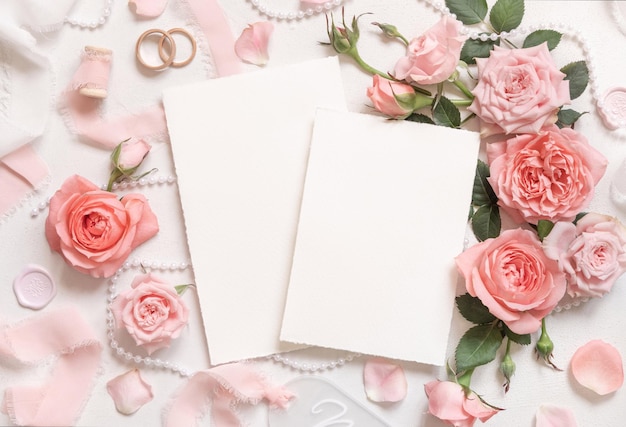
163;57;347;365
281;109;480;365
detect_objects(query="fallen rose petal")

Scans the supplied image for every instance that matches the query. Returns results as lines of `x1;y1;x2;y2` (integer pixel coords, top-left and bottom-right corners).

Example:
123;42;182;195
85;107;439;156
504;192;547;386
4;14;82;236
128;0;168;17
536;404;577;427
363;357;407;402
571;339;624;395
106;369;154;415
234;21;274;66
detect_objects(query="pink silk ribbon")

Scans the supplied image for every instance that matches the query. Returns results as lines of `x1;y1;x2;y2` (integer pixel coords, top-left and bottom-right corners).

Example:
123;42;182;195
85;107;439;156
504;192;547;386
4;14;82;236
0;143;50;217
0;307;102;426
164;363;294;427
64;0;240;149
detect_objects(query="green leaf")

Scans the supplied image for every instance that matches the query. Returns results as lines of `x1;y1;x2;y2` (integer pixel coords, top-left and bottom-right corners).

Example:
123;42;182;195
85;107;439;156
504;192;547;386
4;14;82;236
174;284;195;296
455;323;504;372
456;293;497;325
460;38;499;65
432;95;461;128
405;113;435;125
536;220;555;241
489;0;524;33
472;204;501;241
557;109;586;128
503;325;531;345
472;159;498;206
573;211;588;225
522;30;561;50
445;0;488;25
561;61;589;100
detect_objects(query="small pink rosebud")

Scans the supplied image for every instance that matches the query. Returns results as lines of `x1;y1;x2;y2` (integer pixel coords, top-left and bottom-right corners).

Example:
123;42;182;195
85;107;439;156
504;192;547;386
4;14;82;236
117;137;151;172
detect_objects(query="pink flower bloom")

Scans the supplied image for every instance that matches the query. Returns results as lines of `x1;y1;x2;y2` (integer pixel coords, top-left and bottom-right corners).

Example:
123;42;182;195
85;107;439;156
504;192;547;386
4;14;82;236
106;369;154;415
366;75;417;118
45;175;159;278
235;21;274;66
536;404;578;427
425;380;498;427
469;43;571;136
543;213;626;298
363;357;407;402
111;273;189;355
487;126;607;225
456;228;566;335
570;339;624;395
394;16;466;85
116;137;151;172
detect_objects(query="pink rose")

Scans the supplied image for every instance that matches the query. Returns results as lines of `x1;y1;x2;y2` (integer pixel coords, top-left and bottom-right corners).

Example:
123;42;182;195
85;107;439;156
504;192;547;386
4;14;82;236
116;137;151;172
456;228;566;335
45;175;159;278
425;380;498;427
366;75;417;118
394;16;466;85
544;213;626;298
111;273;189;354
468;43;571;136
487;126;607;224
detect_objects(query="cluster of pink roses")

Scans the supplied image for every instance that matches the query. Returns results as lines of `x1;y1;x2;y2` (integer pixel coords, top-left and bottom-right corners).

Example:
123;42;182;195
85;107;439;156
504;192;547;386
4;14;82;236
45;138;190;355
327;5;625;426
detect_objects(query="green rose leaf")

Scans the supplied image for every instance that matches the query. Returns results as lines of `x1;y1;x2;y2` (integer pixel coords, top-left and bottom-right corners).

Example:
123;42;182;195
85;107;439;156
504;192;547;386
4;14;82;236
405;113;435;125
503;325;531;345
472;159;498;206
456;293;497;325
489;0;524;33
536;219;555;241
460;38;499;65
174;284;195;296
472;204;501;241
432;95;461;128
557;109;586;128
561;61;589;100
522;29;561;50
455;323;504;372
445;0;488;25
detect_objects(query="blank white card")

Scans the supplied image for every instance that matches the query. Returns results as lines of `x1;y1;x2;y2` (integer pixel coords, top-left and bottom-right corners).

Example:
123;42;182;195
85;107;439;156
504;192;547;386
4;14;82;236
281;109;480;365
163;58;347;365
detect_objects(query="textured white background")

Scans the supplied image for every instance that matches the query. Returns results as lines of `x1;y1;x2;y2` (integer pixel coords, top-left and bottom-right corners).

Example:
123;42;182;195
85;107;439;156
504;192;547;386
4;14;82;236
1;1;625;426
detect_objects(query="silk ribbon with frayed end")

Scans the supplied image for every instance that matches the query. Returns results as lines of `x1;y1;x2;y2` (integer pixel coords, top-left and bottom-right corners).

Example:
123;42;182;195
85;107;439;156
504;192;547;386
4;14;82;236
0;307;102;426
164;362;295;427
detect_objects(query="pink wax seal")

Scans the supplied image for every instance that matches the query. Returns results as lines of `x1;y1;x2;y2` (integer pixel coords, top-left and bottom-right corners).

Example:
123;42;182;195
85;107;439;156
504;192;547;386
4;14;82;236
598;87;626;130
13;264;57;310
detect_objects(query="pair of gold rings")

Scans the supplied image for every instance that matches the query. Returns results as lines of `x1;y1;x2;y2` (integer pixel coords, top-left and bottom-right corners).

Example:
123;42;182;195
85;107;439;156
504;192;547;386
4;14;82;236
135;28;197;71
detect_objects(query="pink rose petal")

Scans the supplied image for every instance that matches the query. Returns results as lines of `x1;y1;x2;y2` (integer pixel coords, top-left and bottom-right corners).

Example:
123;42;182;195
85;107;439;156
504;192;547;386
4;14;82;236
234;22;274;66
536;404;577;427
363;358;407;402
106;369;154;415
571;339;624;395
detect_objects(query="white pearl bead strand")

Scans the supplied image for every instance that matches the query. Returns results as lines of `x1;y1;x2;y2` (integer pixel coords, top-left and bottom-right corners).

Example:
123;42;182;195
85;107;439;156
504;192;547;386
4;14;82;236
64;0;114;29
248;0;343;21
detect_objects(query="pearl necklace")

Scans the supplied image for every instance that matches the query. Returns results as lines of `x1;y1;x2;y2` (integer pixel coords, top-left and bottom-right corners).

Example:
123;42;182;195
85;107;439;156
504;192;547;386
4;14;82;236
29;174;177;218
106;258;195;377
248;0;343;21
267;350;360;373
422;1;619;128
64;0;113;29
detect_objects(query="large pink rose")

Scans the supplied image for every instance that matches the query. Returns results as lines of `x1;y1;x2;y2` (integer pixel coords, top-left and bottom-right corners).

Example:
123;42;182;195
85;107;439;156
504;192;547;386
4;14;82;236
45;175;159;278
394;16;466;85
456;228;566;335
544;213;626;298
425;380;498;427
468;43;571;136
366;75;417;118
111;273;189;354
487;126;607;224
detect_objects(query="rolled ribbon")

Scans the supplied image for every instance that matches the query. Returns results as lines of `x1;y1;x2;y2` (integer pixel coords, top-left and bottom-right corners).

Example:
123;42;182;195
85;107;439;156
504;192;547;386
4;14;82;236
73;46;113;99
164;363;294;427
0;307;102;426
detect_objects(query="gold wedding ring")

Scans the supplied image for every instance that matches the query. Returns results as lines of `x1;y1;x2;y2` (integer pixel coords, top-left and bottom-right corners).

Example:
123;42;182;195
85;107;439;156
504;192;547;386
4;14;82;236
135;28;196;71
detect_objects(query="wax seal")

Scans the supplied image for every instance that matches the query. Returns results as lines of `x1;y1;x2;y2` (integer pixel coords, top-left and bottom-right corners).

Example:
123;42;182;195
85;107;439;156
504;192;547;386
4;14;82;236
13;264;57;310
598;87;626;130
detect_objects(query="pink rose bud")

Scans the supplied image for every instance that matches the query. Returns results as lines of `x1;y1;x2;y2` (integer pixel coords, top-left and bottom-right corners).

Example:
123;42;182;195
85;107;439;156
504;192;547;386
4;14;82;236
424;380;499;426
367;75;420;118
117;137;151;172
